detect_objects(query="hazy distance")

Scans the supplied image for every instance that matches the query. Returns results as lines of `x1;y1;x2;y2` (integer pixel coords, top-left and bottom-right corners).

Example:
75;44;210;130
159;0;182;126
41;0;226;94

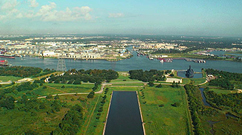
0;0;242;37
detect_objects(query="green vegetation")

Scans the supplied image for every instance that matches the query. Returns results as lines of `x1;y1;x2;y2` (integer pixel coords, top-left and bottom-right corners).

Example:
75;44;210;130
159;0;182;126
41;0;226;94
0;76;22;82
0;66;42;77
140;85;192;134
209;88;236;94
204;89;242;114
190;78;206;85
206;68;242;89
1;66;241;135
33;83;94;96
129;69;166;82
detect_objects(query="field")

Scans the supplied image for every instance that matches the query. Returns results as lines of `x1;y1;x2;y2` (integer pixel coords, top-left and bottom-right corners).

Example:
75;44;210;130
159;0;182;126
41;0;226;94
4;83;94;100
190;78;206;85
33;83;94;96
0;94;98;134
139;86;192;135
0;76;22;82
209;88;237;94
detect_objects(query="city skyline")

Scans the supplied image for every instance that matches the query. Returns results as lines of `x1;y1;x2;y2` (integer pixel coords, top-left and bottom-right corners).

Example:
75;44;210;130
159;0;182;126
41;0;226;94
0;0;242;37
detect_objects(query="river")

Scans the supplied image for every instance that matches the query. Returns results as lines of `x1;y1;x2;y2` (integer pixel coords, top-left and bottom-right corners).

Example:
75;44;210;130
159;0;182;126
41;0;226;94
1;47;242;73
104;91;144;135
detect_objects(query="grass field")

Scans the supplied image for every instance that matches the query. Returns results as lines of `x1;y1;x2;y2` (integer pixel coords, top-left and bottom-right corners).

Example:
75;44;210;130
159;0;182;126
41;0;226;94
0;76;22;82
4;83;94;100
111;83;144;86
190;78;206;85
139;86;192;135
33;83;94;96
209;88;237;94
0;94;98;135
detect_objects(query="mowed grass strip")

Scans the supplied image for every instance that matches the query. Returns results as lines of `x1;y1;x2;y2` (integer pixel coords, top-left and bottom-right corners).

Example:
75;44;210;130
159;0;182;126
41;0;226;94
111;83;144;86
33;83;94;96
0;76;22;82
209;88;237;94
140;86;192;135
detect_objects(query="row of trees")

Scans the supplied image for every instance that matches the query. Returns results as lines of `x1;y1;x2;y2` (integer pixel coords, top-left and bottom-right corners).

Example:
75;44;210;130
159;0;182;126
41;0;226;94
129;69;166;82
184;84;204;135
0;66;42;77
48;69;119;84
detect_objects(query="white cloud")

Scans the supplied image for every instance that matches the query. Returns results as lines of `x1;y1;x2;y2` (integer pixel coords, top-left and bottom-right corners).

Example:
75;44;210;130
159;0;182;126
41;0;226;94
0;1;93;22
109;13;124;18
28;0;39;8
36;3;92;21
1;0;19;10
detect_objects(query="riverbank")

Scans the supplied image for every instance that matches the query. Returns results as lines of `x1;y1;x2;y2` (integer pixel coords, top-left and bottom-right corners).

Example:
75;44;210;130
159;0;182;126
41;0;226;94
27;53;133;62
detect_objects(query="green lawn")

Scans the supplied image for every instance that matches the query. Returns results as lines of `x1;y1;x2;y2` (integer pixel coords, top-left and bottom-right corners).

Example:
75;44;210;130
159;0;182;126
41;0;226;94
0;76;22;82
209;88;237;94
190;78;206;85
140;86;192;135
111;83;144;86
5;83;95;100
32;83;94;96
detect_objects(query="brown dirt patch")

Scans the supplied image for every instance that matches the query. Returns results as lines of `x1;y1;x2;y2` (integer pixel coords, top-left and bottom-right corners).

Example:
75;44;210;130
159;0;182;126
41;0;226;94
157;96;168;102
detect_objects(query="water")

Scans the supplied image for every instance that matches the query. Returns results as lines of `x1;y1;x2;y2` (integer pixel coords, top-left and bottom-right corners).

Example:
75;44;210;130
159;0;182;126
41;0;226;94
104;91;144;135
199;88;211;107
226;113;239;119
1;47;242;73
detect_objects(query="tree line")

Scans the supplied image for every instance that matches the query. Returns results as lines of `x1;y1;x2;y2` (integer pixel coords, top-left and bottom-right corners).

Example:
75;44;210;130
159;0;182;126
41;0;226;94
0;66;42;77
206;68;242;90
48;69;119;84
129;69;166;82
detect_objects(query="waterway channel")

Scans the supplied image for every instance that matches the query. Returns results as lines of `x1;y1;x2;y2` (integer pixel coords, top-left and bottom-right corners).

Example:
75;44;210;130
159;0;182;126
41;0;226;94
199;88;211;107
104;91;144;135
1;47;242;73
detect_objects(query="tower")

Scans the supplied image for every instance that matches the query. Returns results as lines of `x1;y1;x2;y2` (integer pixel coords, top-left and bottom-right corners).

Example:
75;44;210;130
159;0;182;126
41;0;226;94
57;58;66;71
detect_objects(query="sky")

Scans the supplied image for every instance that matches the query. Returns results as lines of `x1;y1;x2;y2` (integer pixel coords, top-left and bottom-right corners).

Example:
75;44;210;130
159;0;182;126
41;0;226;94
0;0;242;37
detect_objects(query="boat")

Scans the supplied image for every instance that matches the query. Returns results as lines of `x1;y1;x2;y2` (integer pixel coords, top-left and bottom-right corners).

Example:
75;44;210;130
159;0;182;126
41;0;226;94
0;60;9;66
185;65;194;78
165;58;173;62
0;54;15;59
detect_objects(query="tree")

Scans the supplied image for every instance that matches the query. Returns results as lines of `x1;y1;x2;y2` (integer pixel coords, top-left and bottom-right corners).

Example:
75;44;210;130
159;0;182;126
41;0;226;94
87;91;95;98
156;83;162;88
171;81;175;87
46;94;53;99
54;94;60;99
171;102;180;107
2;96;15;109
148;81;154;87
